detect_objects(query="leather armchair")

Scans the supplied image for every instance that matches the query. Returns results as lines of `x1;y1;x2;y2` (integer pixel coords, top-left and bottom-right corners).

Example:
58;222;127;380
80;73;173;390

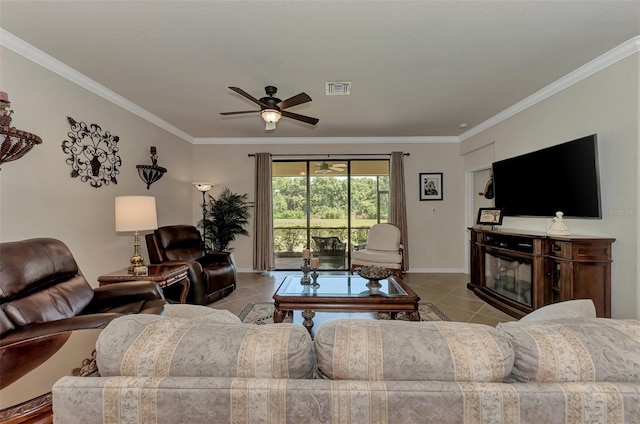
0;238;167;422
0;238;167;347
146;225;236;305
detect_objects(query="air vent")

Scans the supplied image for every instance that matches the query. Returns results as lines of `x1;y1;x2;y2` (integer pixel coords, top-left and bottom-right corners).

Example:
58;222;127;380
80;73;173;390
325;82;351;96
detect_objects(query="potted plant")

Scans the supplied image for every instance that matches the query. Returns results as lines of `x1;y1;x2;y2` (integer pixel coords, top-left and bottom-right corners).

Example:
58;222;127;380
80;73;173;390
201;187;251;252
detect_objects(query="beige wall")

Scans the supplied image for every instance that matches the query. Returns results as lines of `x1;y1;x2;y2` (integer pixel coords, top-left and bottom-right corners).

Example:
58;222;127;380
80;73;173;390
0;47;193;285
3;42;637;319
461;55;639;318
0;44;466;287
192;142;465;273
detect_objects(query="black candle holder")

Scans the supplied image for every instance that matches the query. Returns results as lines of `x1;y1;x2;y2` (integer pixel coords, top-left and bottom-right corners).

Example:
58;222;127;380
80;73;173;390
301;258;311;285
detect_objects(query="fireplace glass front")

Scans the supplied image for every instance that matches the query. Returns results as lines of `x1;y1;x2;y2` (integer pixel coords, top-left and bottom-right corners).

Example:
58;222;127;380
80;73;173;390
484;252;532;307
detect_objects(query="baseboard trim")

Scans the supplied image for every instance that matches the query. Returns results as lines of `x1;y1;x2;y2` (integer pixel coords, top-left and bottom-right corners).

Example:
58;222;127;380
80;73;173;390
235;267;465;274
404;268;465;274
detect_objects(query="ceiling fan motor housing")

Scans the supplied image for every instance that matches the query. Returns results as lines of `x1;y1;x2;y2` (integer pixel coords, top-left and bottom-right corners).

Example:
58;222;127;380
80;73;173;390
259;96;282;110
259;86;281;110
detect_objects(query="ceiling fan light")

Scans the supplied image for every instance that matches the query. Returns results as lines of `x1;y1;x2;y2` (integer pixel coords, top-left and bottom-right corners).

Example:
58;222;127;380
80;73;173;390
261;109;281;123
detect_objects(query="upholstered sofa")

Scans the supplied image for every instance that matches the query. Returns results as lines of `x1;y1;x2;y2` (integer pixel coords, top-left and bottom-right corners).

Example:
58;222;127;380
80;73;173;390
146;225;236;304
53;302;640;423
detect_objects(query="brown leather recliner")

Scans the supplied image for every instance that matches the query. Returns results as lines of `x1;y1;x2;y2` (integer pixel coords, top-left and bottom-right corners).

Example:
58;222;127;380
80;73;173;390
146;225;236;305
0;238;167;347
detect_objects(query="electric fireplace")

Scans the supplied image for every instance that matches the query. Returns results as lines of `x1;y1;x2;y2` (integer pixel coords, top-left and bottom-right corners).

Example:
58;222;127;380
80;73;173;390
468;227;614;319
484;252;532;308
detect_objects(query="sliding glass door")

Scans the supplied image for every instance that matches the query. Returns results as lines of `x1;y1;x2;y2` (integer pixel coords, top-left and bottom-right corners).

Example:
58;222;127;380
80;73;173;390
349;161;389;254
272;159;389;270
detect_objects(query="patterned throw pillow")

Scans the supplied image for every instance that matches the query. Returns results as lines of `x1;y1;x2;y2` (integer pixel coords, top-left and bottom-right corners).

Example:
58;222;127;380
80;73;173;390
96;315;315;379
315;319;514;382
497;318;640;383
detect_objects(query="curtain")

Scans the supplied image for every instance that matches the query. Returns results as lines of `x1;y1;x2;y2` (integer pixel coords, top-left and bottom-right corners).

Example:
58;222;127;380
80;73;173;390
389;151;409;271
253;153;275;271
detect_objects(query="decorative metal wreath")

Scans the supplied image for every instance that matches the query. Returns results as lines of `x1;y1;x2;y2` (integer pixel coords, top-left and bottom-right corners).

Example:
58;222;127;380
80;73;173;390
61;117;121;188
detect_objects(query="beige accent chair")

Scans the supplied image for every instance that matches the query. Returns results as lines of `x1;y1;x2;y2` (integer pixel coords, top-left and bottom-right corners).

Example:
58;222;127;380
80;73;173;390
350;223;403;276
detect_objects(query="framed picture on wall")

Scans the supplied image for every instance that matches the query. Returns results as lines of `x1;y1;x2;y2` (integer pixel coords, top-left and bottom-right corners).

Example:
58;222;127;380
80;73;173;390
477;207;504;226
419;173;443;201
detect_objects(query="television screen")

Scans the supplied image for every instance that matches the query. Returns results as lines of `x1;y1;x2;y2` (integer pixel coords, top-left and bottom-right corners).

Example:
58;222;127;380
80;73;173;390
492;134;601;218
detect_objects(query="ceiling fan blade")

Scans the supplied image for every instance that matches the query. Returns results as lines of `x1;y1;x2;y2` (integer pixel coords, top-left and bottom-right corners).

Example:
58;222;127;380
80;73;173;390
277;92;312;110
220;110;260;116
228;87;269;108
281;110;319;125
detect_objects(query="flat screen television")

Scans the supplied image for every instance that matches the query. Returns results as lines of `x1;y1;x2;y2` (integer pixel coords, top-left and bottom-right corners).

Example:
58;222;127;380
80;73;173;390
492;134;601;218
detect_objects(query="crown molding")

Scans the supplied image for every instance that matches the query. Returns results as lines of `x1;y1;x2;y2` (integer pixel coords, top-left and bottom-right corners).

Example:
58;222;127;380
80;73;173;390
192;136;459;145
3;27;638;145
0;28;194;143
459;35;640;141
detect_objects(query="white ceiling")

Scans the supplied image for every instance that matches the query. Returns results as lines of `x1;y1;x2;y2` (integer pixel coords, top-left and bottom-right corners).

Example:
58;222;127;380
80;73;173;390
1;1;639;141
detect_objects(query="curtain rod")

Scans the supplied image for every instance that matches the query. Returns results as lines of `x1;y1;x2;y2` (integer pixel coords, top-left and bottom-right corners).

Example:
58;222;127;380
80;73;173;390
247;153;410;158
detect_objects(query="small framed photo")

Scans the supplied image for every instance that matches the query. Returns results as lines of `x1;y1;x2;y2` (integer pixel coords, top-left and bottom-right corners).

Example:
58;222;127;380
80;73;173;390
419;173;443;201
477;207;504;226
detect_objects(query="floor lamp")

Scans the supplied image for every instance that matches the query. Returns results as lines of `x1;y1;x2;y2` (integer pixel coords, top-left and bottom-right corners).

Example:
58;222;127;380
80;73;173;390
193;182;213;252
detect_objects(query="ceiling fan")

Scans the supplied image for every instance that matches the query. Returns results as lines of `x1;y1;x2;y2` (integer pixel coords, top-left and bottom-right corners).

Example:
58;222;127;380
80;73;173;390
313;161;347;174
220;86;319;130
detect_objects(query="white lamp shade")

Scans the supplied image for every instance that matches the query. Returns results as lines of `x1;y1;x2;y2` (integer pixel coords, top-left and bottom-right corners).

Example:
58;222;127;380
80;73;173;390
193;182;213;192
115;196;158;232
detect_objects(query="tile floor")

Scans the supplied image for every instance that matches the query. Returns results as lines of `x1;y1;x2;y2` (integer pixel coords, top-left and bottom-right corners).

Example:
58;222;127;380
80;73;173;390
209;271;516;326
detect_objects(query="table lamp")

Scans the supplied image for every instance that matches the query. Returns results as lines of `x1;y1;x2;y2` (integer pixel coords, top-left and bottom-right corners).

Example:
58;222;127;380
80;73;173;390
115;195;158;274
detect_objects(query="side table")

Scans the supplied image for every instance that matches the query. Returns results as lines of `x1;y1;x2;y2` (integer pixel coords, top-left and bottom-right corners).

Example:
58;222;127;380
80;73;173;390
98;264;190;304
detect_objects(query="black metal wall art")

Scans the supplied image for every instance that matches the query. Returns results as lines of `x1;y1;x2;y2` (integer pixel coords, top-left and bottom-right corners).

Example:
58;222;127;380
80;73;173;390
61;117;121;188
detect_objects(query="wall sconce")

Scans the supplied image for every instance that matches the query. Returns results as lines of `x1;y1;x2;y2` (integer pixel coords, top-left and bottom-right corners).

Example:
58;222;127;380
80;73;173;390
136;146;167;189
115;195;158;274
0;91;42;170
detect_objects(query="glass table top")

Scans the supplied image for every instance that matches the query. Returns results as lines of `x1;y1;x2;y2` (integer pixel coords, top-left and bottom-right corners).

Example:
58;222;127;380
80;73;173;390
277;274;408;298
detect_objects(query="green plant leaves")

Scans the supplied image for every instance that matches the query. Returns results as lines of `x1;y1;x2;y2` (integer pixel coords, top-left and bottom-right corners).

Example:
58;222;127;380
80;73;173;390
201;187;251;252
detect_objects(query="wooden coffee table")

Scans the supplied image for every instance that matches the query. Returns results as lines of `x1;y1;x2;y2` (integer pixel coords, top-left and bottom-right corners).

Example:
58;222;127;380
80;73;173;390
272;274;421;332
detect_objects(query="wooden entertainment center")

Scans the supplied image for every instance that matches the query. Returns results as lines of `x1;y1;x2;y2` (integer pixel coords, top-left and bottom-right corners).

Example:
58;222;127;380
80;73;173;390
468;227;614;319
